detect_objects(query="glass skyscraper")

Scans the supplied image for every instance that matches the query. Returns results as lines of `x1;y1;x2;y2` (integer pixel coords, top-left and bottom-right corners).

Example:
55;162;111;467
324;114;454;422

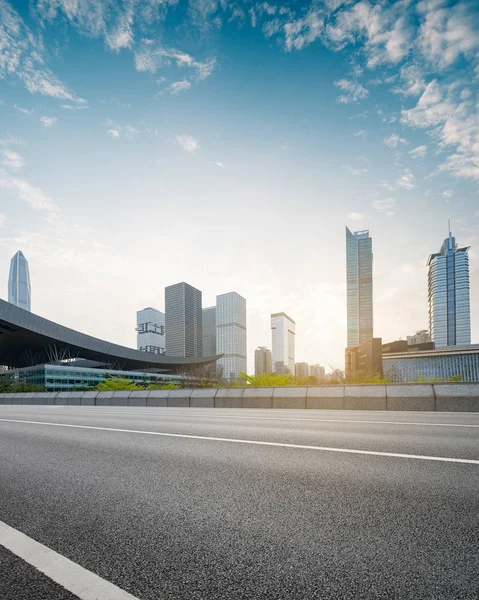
8;250;31;312
346;228;373;347
165;282;202;357
216;292;247;380
271;312;295;375
427;230;470;347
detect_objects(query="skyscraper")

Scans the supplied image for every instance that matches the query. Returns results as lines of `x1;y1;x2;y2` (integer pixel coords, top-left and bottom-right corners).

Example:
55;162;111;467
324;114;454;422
165;282;202;357
216;292;247;380
310;364;325;381
427;229;471;347
202;306;217;357
271;313;295;375
136;307;165;354
346;227;373;348
254;346;272;375
295;362;309;377
8;250;31;312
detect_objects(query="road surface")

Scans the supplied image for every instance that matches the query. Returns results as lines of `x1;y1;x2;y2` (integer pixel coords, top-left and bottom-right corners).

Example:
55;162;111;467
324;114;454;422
0;406;478;599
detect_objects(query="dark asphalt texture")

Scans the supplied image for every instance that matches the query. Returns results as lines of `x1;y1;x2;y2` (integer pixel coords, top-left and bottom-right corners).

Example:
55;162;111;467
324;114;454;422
0;407;478;599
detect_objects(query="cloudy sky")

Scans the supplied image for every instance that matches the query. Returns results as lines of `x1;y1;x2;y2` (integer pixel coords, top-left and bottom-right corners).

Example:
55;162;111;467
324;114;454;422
0;0;478;371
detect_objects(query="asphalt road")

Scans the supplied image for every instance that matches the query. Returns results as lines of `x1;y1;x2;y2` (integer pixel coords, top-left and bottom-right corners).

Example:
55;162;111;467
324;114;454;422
1;406;478;599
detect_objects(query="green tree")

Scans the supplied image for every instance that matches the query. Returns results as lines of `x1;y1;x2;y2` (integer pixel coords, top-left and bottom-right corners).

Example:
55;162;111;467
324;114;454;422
97;377;139;391
239;372;293;386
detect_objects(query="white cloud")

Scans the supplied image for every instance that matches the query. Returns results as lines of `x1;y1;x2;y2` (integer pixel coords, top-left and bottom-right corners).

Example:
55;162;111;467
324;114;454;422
175;134;199;153
353;129;367;139
334;79;369;103
347;212;366;221
396;169;415;190
0;175;57;211
402;80;479;181
167;80;191;95
40;116;57;128
284;10;324;51
135;42;216;81
442;190;454;198
409;145;427;158
0;0;83;102
384;133;408;148
13;104;33;115
475;210;479;217
343;165;368;176
372;197;396;215
209;161;224;168
417;1;479;69
0;213;6;227
60;104;89;110
105;119;139;140
1;151;24;170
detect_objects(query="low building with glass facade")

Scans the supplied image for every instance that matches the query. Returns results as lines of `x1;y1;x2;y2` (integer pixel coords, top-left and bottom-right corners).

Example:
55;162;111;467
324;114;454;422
383;345;479;382
4;363;183;391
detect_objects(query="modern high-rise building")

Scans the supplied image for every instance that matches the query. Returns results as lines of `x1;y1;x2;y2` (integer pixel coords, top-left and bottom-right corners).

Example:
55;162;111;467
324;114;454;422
427;229;471;347
407;330;431;346
346;227;373;348
8;250;31;312
202;306;217;358
271;313;295;375
165;282;202;357
255;346;272;375
216;292;247;380
136;307;165;354
295;362;309;378
310;364;325;381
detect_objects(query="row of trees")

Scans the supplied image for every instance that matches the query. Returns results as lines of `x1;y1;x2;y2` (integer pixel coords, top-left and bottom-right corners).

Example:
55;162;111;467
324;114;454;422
0;366;463;394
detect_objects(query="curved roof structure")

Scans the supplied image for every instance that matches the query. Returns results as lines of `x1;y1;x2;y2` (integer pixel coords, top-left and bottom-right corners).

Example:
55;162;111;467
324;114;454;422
0;299;220;371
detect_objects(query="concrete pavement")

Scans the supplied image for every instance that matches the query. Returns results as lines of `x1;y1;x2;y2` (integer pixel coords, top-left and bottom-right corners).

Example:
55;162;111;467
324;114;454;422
1;407;478;599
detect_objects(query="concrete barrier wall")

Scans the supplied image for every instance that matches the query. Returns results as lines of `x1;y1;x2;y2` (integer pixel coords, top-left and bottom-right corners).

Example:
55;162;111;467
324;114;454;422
1;383;478;411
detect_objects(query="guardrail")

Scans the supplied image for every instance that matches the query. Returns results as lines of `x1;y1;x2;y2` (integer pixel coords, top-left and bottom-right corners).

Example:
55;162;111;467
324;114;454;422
1;383;479;411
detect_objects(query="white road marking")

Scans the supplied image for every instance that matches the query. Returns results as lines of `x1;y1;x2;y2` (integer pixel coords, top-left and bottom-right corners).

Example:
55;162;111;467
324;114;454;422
0;520;140;600
0;418;478;465
1;407;478;428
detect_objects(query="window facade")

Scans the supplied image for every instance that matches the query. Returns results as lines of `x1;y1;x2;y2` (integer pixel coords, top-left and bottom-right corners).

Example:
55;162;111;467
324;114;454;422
216;292;247;380
346;228;373;348
165;283;202;358
271;313;295;375
136;307;166;355
384;350;479;382
428;232;470;347
8;251;31;312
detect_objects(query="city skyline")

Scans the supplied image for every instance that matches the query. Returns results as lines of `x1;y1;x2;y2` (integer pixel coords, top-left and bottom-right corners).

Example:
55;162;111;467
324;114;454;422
0;0;478;372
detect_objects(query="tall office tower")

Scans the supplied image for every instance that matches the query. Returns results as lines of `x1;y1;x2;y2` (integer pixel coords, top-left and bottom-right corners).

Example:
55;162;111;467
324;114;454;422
216;292;247;380
407;330;431;346
295;362;309;377
271;313;295;375
8;250;31;312
165;282;202;357
428;229;471;347
254;346;273;375
310;364;325;381
346;227;373;347
136;307;165;354
202;306;216;357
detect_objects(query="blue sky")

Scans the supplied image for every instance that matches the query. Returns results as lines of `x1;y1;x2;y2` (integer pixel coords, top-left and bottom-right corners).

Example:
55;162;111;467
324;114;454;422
0;0;478;371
